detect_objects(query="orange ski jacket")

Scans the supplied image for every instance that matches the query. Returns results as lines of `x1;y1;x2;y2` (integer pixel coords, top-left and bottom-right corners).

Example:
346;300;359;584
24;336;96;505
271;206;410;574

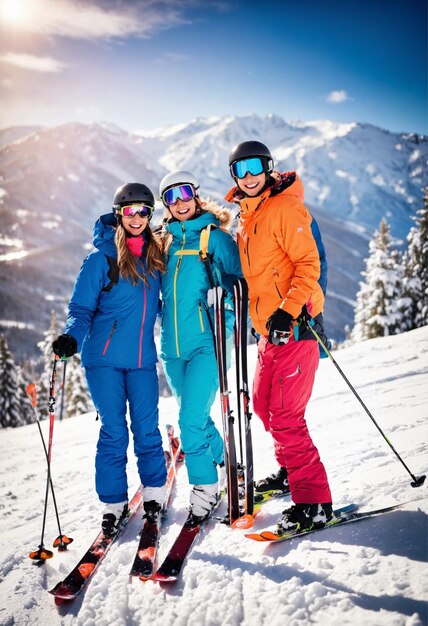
225;173;324;337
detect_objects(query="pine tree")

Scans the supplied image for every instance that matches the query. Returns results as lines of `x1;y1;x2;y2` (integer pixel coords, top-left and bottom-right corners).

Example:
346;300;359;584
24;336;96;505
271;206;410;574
0;335;24;428
64;356;93;417
17;364;35;425
400;188;428;330
352;218;402;341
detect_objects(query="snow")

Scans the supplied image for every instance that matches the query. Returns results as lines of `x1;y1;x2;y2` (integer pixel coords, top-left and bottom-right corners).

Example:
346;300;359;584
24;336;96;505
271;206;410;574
0;327;427;626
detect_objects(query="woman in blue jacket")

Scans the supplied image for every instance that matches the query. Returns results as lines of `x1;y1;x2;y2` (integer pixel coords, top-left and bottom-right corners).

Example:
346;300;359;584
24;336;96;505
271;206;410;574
158;171;242;522
53;182;167;536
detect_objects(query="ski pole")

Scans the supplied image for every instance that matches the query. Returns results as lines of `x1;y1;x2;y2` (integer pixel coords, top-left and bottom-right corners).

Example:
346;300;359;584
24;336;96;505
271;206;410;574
306;320;426;488
28;361;73;561
233;282;244;465
59;360;67;421
26;383;73;559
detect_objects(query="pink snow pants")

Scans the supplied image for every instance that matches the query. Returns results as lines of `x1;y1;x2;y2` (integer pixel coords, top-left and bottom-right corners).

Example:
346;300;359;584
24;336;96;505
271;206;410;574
253;336;332;504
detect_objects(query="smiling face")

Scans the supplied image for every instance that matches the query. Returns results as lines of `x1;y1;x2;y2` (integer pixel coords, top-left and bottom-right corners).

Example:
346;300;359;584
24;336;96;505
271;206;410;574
168;197;197;222
236;171;267;197
121;213;149;236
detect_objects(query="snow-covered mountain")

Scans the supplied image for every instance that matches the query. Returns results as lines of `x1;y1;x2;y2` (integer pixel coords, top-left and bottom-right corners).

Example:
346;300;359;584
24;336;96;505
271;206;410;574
1;326;427;626
0;114;426;359
138;114;426;236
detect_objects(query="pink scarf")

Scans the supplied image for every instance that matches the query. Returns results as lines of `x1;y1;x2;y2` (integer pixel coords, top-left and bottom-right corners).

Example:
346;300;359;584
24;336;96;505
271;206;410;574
126;235;145;257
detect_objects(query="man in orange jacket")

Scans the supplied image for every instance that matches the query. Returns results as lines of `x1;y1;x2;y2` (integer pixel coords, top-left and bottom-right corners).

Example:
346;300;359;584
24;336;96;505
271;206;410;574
225;140;333;532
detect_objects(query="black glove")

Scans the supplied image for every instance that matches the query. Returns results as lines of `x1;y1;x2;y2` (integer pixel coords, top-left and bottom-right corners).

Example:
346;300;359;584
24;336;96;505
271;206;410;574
266;308;294;345
52;334;77;359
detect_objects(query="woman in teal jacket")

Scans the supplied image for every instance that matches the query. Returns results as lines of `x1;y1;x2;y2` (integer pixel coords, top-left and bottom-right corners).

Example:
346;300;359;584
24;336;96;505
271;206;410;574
159;171;242;522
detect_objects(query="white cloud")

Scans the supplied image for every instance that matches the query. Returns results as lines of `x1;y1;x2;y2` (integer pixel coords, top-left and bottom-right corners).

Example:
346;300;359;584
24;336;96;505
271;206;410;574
0;52;66;73
326;89;350;104
0;0;188;40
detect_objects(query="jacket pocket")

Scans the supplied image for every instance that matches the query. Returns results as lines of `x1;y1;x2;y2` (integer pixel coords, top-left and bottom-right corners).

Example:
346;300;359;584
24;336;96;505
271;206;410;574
102;320;118;356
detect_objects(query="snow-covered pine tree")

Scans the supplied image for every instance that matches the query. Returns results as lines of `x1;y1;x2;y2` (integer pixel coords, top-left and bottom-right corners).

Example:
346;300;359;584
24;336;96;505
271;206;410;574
37;310;60;420
0;335;25;428
352;218;402;341
64;355;92;418
400;188;428;331
17;364;35;425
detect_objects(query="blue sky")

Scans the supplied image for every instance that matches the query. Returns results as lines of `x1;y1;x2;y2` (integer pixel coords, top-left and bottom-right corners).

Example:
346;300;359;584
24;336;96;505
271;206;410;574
0;0;426;134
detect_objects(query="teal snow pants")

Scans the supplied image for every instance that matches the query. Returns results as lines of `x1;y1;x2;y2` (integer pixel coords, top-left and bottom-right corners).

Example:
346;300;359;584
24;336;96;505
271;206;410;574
162;346;224;485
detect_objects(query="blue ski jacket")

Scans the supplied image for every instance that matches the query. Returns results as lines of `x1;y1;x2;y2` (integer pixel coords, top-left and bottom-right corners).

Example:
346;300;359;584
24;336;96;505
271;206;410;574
64;213;160;369
160;203;243;360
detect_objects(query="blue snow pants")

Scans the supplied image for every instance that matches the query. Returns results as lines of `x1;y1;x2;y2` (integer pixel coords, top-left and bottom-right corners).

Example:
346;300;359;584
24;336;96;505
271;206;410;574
162;346;224;485
85;366;167;503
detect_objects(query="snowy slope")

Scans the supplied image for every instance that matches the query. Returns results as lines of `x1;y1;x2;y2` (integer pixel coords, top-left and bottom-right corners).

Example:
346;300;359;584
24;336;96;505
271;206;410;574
0;326;427;626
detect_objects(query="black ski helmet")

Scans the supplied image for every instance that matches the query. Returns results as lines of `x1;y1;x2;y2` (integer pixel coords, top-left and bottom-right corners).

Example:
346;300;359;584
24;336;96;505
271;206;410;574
228;140;274;176
112;182;155;212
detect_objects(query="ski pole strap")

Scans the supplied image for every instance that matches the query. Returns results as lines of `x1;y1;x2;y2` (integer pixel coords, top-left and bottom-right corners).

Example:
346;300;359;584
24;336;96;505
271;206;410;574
304;317;332;360
200;250;216;288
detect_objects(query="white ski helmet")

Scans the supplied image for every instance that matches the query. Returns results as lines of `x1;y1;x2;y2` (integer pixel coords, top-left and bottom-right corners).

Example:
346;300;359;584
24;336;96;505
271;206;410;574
159;170;200;205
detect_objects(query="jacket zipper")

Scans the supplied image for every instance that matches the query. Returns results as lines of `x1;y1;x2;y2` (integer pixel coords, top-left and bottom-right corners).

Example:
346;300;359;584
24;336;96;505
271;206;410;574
138;288;147;368
245;235;251;269
279;376;284;409
198;302;205;332
102;320;118;355
173;226;186;357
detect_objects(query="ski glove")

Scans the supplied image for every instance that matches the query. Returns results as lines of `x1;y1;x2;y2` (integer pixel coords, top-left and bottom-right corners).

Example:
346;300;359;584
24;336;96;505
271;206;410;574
52;334;78;359
266;308;294;345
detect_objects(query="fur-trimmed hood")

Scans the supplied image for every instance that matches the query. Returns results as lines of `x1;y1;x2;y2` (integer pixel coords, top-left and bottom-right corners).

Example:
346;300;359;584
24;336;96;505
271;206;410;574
198;199;233;229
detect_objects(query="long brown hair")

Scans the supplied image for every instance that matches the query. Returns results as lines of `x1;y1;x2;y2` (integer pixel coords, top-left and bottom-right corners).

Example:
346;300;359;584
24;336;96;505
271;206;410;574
115;224;166;286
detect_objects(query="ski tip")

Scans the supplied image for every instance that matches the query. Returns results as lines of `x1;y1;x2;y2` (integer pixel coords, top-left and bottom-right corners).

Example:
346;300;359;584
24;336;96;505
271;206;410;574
259;531;282;541
150;573;178;583
49;582;77;601
231;514;255;530
244;532;268;542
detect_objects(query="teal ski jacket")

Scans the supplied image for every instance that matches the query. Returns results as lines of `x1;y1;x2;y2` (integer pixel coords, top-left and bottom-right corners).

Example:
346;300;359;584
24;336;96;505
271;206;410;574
160;202;242;360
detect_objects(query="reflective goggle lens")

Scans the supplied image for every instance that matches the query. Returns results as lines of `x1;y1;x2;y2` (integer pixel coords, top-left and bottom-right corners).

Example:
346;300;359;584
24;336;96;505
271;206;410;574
230;157;265;179
118;203;153;219
162;184;195;207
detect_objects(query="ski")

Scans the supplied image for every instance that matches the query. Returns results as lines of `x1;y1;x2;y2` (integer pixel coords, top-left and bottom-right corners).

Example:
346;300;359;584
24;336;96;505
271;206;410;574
150;497;222;583
130;425;184;580
244;502;410;542
233;278;254;519
148;489;287;583
49;486;143;601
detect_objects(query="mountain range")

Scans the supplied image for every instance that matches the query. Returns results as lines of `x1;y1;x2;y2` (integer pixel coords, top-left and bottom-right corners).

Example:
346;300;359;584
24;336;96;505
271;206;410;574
0;113;426;361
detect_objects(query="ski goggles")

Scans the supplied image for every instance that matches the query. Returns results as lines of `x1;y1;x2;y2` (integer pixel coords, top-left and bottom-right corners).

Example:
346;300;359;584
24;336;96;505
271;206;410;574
230;157;266;179
116;203;154;219
162;184;196;207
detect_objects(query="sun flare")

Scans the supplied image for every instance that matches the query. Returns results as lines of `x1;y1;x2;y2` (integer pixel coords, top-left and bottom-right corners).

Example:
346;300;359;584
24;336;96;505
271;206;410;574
0;0;28;25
